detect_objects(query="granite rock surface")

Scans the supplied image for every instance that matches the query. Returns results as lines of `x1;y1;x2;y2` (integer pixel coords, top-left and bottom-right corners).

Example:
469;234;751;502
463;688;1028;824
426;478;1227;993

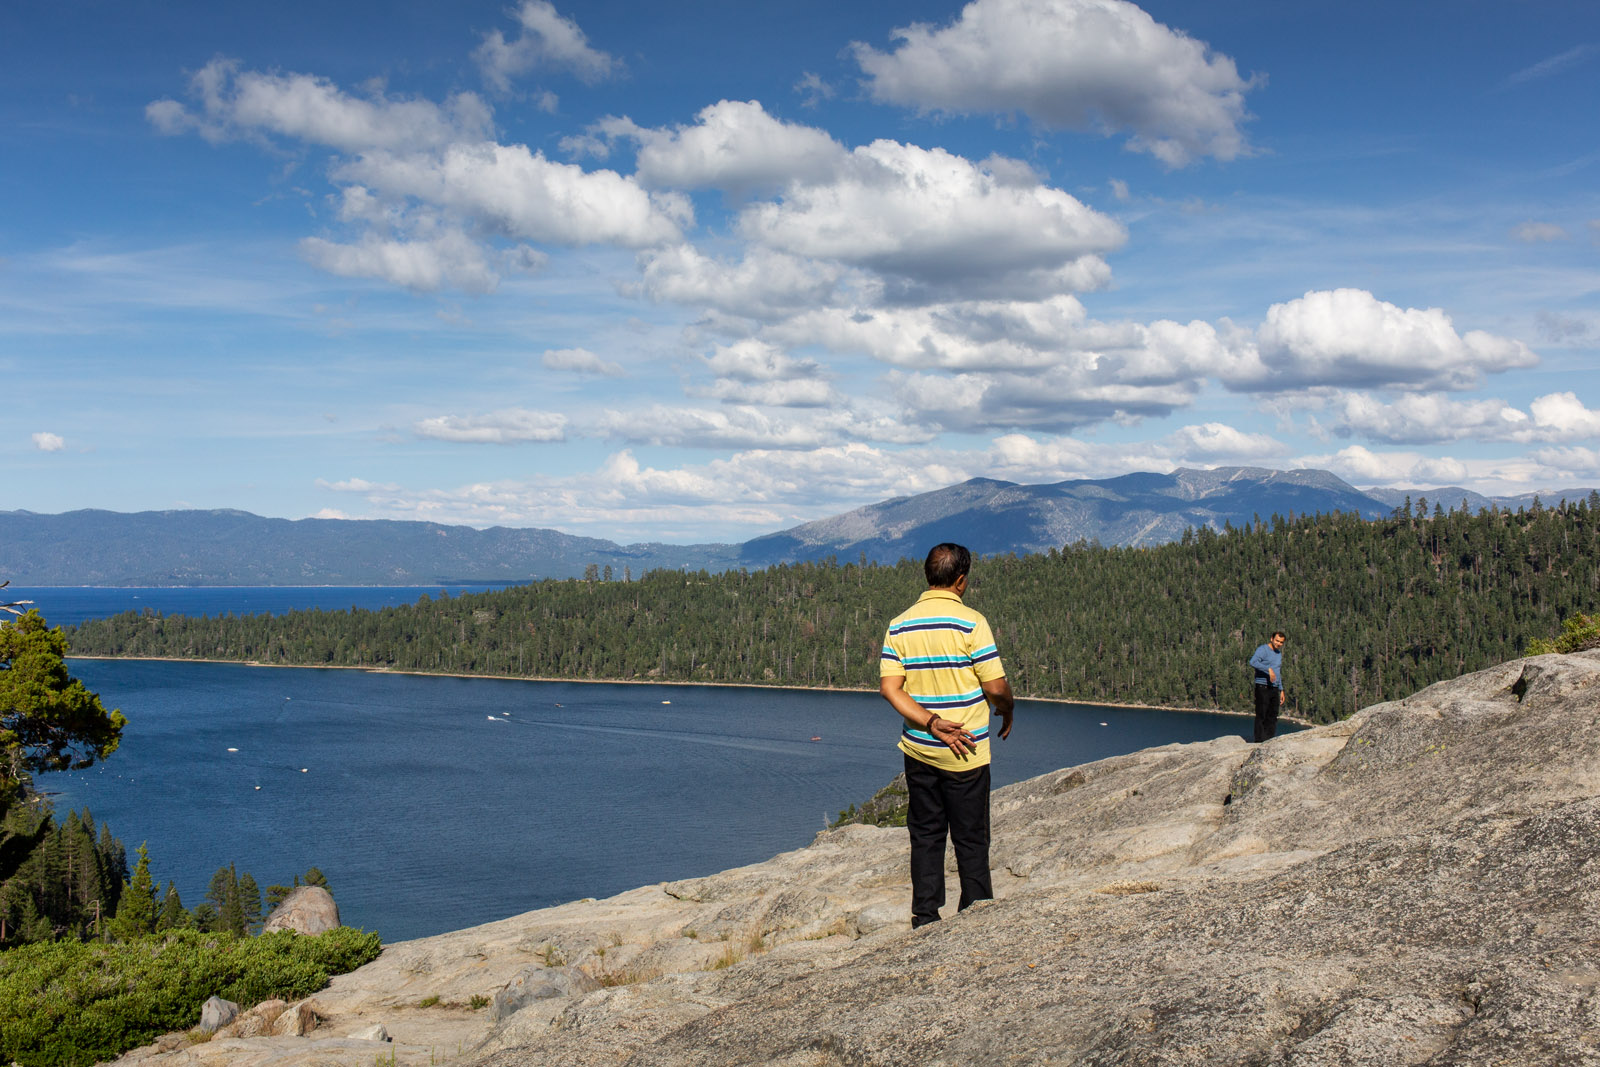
115;652;1600;1066
261;885;340;935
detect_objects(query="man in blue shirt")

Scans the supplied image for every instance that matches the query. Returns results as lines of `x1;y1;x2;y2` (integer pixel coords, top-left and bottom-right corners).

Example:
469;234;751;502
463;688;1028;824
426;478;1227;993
1249;631;1286;742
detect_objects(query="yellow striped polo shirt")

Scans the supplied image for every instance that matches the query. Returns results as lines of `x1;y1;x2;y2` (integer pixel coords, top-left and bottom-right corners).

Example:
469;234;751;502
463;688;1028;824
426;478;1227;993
880;588;1006;771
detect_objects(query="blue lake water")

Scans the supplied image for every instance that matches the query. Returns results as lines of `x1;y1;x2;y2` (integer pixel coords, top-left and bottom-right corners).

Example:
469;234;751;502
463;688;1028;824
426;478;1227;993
28;588;1261;944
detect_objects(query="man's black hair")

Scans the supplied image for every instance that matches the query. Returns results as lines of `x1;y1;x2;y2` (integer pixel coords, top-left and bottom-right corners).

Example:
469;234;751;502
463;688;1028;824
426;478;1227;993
925;543;972;588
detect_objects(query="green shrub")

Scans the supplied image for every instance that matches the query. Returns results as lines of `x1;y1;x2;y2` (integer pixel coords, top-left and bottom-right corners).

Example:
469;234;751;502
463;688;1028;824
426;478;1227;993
1526;613;1600;656
0;927;381;1067
830;773;909;829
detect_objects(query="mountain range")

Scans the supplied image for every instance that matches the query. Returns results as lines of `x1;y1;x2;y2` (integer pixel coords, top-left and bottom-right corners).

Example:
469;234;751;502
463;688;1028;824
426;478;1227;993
3;467;1594;585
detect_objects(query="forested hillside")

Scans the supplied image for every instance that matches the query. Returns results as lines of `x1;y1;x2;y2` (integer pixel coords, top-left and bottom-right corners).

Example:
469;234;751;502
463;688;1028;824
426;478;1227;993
66;498;1600;724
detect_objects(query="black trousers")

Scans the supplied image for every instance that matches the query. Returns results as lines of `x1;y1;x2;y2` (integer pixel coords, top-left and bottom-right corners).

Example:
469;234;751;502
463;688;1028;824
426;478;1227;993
1253;683;1280;743
904;753;992;927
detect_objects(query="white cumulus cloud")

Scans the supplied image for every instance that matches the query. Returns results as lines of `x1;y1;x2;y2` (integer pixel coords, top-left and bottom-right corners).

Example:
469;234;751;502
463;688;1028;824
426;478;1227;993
1295;445;1469;487
31;432;66;452
890;367;1199;434
606;100;847;194
147;59;493;152
335;143;688;248
630;244;849;321
1532;446;1600;481
596;405;837;450
1317;391;1600;446
542;347;624;376
978;424;1279;484
1229;289;1538;392
317;477;402;493
300;229;501;293
704;379;838;408
148;57;688;295
739;140;1124;301
1528;392;1600;440
475;1;621;93
703;339;824;382
778;295;1236;386
852;0;1260;166
1165;422;1281;461
414;409;569;444
1324;393;1530;444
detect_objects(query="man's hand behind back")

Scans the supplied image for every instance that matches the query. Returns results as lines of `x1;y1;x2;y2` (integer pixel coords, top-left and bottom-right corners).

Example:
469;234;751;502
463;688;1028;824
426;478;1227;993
983;676;1015;740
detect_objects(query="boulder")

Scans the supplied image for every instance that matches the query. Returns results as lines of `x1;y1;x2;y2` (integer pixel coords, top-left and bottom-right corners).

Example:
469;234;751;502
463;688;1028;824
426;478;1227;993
269;998;322;1037
214;999;285;1039
262;885;340;935
488;965;602;1025
849;902;903;936
196;996;238;1033
348;1023;391;1042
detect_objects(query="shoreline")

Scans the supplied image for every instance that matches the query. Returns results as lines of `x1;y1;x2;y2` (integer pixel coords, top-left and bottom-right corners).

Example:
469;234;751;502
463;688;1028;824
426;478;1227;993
66;653;1287;722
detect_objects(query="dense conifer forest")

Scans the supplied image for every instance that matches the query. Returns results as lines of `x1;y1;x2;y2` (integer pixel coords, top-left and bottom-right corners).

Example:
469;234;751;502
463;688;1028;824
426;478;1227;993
66;497;1600;725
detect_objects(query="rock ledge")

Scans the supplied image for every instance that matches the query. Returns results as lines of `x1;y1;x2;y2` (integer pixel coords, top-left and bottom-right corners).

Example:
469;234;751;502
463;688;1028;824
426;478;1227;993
118;652;1600;1066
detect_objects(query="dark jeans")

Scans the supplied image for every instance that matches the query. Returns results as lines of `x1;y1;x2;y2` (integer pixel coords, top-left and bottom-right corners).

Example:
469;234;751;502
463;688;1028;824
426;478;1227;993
1253;683;1281;743
904;753;992;927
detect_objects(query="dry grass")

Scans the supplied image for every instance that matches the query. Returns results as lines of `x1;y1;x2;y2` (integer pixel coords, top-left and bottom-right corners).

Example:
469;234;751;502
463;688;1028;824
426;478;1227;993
595;963;663;987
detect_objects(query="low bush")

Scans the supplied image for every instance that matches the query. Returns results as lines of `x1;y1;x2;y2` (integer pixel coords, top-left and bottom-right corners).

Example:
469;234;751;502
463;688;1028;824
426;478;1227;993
1526;613;1600;656
0;927;381;1067
830;773;909;828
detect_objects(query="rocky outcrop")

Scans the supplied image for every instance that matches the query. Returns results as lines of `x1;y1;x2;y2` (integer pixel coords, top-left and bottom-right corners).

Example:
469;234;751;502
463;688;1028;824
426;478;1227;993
116;652;1600;1066
195;996;237;1033
489;966;602;1025
262;885;339;935
209;997;321;1039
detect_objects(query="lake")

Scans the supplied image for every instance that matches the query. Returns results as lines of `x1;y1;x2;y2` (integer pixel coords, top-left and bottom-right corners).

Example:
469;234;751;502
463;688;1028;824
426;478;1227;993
52;661;1257;943
29;587;1260;943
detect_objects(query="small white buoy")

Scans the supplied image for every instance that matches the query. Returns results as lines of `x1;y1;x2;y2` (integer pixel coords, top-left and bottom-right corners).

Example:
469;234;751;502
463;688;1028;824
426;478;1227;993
254;786;261;791
1099;722;1108;727
300;768;308;773
661;700;671;705
227;747;239;752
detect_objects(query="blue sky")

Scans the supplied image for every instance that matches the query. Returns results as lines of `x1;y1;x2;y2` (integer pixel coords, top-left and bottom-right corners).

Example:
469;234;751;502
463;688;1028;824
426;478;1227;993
5;0;1598;542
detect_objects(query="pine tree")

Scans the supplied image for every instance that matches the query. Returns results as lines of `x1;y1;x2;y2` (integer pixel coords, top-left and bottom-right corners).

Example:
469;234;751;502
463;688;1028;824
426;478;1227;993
107;842;157;940
208;864;245;936
97;823;126;912
0;611;127;805
264;878;296;912
156;881;187;930
237;871;262;933
16;891;51;943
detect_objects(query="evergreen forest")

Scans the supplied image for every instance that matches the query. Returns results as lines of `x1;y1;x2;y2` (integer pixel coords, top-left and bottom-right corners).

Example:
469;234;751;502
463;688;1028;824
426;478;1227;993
66;497;1600;725
0;788;331;948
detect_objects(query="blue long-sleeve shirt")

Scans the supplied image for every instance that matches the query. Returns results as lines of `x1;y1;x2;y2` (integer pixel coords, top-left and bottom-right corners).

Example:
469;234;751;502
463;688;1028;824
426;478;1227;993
1250;643;1283;689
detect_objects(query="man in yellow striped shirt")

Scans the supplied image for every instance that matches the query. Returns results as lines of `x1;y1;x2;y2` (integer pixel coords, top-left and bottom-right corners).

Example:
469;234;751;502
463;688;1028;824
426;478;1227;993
880;543;1015;927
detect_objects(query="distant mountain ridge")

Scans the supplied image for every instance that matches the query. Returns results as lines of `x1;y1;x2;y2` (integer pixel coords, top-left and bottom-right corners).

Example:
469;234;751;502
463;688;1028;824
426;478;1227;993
4;468;1595;585
0;508;742;586
739;466;1393;563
